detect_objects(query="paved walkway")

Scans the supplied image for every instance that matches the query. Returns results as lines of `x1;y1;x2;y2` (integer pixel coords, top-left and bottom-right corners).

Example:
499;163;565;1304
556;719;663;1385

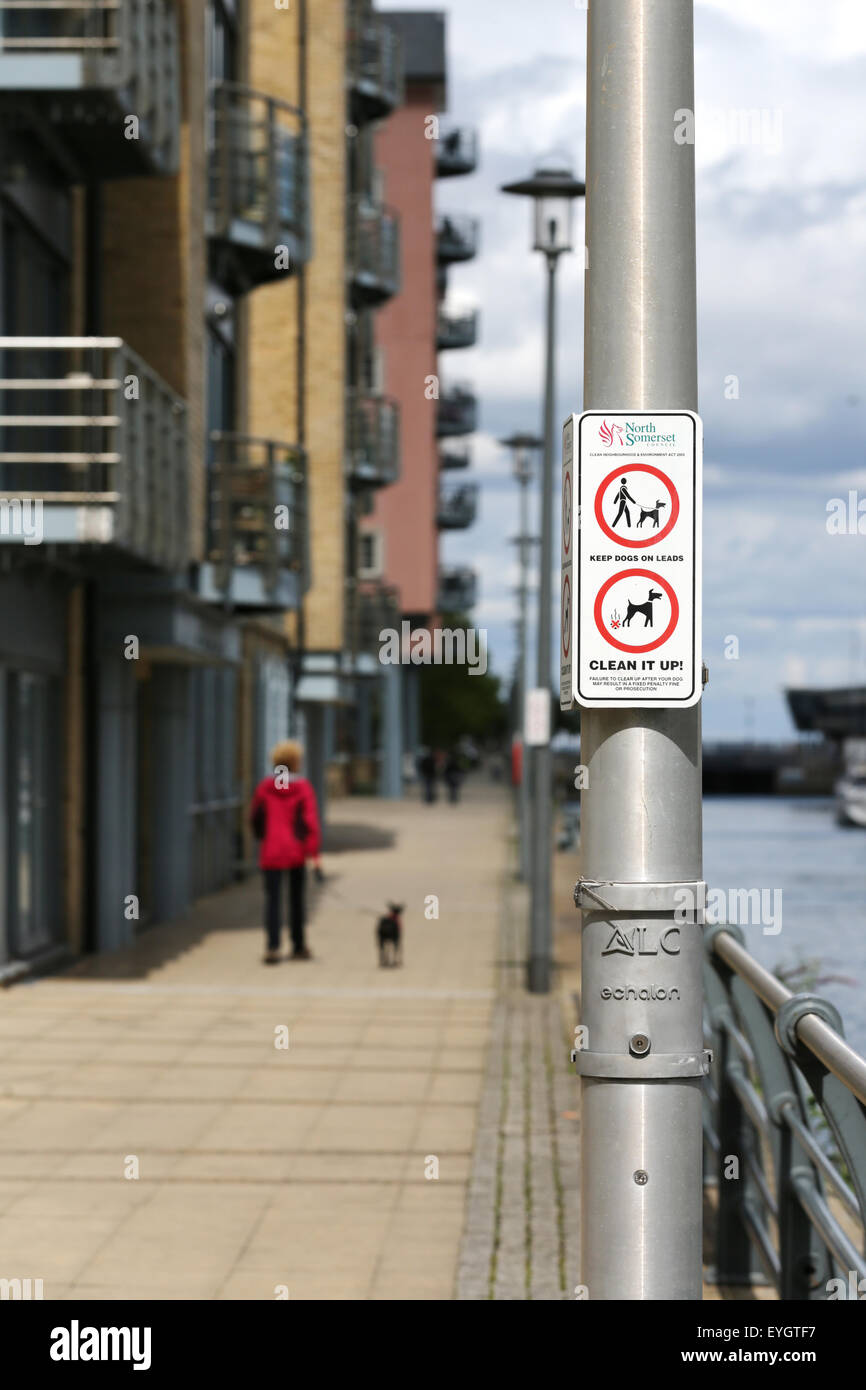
0;781;521;1300
456;875;580;1300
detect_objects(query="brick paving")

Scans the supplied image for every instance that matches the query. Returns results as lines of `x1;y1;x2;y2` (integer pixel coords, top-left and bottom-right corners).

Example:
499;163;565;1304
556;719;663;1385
0;783;507;1300
0;779;584;1301
456;872;580;1301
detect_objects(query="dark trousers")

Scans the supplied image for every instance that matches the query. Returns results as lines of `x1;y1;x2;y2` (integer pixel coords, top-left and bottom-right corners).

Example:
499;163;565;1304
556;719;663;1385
263;866;306;953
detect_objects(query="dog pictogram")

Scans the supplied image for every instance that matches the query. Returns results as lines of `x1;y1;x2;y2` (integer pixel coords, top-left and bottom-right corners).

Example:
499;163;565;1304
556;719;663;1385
636;499;667;529
622;588;663;629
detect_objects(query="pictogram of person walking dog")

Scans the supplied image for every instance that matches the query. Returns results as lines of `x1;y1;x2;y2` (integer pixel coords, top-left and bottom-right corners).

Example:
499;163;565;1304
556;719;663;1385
610;477;668;530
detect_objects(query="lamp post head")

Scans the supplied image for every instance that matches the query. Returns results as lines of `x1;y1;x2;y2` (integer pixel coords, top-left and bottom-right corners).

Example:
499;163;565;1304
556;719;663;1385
501;163;585;257
500;431;543;482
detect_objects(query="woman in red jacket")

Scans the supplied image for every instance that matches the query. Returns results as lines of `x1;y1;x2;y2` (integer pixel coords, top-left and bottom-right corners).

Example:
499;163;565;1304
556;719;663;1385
250;740;322;964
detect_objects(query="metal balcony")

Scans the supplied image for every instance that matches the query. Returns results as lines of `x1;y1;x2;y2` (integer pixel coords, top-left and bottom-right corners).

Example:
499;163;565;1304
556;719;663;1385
437;307;478;351
439;442;471;470
346;391;400;489
435;125;478;179
347;196;400;304
438;566;477;613
0;0;180;177
437;385;477;438
198;432;307;611
436;213;480;264
348;580;400;659
347;2;403;124
208;82;310;293
437;482;478;531
0;336;186;569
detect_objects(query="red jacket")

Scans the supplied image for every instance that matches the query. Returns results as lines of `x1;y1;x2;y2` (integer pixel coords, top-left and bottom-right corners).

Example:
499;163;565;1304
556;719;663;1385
250;775;321;870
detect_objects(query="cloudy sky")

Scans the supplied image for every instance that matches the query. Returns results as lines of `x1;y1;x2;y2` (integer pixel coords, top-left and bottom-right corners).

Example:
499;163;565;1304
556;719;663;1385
380;0;866;741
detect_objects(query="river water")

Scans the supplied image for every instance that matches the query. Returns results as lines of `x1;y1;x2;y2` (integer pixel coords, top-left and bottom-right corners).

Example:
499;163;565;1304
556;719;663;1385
703;796;866;1054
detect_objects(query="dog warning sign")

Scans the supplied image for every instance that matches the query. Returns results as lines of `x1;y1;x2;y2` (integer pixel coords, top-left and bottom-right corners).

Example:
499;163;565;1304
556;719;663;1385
561;410;702;709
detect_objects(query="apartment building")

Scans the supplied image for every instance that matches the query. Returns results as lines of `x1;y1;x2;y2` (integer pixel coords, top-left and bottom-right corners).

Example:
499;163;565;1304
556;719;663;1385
361;8;479;795
243;0;404;816
0;0;315;972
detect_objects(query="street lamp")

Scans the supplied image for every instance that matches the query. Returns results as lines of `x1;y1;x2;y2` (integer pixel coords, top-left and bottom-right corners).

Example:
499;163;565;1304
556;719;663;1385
501;432;542;885
501;162;585;995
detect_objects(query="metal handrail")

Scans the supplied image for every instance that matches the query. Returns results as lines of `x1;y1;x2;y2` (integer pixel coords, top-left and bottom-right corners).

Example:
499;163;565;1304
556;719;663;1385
347;195;400;298
349;580;400;656
345;389;400;488
207;430;307;597
0;335;187;569
713;929;866;1103
437;481;478;528
209;80;309;258
437;307;479;350
435;124;479;175
704;925;866;1299
0;1;180;173
438;566;477;612
346;1;403;114
437;385;477;437
435;212;480;261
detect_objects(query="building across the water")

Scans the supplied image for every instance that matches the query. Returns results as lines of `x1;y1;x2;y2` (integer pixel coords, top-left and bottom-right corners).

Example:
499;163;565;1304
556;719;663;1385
786;686;866;743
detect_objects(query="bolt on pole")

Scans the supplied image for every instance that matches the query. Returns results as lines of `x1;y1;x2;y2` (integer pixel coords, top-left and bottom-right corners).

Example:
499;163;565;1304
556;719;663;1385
578;0;704;1298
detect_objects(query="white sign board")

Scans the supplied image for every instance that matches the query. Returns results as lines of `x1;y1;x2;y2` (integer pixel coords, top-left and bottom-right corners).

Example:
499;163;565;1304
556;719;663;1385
525;687;551;747
560;416;574;707
561;410;702;709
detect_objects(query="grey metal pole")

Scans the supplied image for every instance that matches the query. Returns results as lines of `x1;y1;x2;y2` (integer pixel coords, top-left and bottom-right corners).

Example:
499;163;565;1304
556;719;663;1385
528;255;559;994
517;468;530;882
578;0;703;1298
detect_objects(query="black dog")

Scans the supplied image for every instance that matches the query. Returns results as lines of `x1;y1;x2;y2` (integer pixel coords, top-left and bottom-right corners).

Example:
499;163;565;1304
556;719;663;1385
377;903;404;967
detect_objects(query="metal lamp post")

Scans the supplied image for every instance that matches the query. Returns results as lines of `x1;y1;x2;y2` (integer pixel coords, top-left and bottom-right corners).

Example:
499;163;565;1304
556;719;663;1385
501;165;585;994
578;0;703;1298
501;432;542;884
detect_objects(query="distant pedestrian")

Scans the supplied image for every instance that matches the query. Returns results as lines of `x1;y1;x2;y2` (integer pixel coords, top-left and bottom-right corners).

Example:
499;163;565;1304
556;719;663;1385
250;740;321;964
444;750;463;804
418;748;437;803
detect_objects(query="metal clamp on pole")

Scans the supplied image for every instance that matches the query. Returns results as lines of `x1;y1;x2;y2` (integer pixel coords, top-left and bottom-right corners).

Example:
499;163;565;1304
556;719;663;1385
573;1048;712;1079
575;878;706;921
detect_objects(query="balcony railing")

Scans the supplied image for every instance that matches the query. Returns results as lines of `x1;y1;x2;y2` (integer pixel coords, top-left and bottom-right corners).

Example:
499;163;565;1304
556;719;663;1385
437;307;479;352
435;125;478;179
204;432;307;610
436;213;480;264
0;336;186;570
347;2;403;123
437;482;478;531
439;442;471;470
438;566;477;614
347;196;400;304
0;0;180;177
346;391;400;489
208;81;310;292
348;580;400;658
437;385;477;438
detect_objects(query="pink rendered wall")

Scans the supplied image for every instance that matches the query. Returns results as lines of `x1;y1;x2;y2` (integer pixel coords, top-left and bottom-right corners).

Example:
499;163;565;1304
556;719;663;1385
369;88;439;618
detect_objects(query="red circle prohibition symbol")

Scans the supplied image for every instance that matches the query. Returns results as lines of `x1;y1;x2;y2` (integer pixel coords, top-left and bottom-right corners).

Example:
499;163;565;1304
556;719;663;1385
563;471;572;556
562;572;572;657
594;464;680;548
594;567;679;654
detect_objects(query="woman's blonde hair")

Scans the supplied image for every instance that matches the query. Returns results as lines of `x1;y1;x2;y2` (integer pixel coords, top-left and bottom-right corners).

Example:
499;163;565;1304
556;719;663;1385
271;739;303;773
